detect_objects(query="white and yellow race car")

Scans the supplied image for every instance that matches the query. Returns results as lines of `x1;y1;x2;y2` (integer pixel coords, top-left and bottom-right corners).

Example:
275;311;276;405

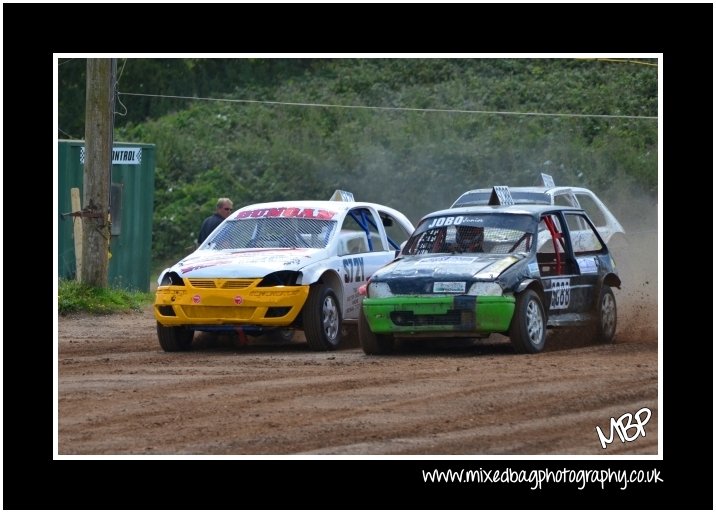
154;191;414;352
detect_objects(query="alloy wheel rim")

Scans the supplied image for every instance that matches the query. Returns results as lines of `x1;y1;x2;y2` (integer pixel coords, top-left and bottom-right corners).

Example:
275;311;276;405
322;295;339;341
601;293;616;335
526;299;544;346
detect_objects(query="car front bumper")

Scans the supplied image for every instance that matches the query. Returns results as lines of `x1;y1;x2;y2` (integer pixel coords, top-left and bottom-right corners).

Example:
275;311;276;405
154;279;310;328
362;295;515;334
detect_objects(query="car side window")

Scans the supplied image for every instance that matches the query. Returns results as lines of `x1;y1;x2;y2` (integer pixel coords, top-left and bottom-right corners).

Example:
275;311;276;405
563;212;584;233
564;213;603;255
340;208;385;253
537;214;577;276
538;215;565;254
575;193;606;227
553;193;576;208
379;211;412;251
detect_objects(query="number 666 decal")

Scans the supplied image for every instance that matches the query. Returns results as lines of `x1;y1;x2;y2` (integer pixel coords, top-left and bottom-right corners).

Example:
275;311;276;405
549;278;570;310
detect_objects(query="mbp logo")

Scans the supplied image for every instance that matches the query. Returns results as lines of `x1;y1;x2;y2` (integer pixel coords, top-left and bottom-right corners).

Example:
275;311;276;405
596;407;652;449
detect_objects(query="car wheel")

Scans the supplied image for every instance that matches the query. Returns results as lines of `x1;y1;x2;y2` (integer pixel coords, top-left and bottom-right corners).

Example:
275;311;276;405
156;322;194;351
594;285;617;343
304;283;341;351
509;289;546;354
358;306;395;355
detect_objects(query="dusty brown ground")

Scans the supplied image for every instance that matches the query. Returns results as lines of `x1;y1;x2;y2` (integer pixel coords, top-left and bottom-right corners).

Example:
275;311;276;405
58;264;658;456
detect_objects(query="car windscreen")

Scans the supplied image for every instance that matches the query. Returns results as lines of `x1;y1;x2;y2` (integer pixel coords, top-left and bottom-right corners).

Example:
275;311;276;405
203;217;338;250
402;213;536;256
452;191;551;207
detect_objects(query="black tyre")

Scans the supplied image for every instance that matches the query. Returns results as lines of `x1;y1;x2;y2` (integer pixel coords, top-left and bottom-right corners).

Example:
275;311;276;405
509;289;546;354
156;322;194;351
303;283;342;351
358;306;395;355
594;285;617;343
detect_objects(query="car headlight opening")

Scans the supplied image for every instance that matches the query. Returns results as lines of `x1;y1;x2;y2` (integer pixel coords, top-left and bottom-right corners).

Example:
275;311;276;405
468;282;503;296
367;281;393;298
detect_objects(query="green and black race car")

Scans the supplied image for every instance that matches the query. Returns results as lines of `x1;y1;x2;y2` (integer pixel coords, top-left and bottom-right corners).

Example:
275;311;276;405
358;187;621;354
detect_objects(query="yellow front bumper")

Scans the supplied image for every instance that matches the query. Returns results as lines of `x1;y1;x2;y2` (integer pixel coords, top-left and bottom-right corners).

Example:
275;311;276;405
154;277;309;327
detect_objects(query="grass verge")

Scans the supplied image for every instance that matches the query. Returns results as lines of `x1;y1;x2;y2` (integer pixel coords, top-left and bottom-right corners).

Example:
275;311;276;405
58;278;154;315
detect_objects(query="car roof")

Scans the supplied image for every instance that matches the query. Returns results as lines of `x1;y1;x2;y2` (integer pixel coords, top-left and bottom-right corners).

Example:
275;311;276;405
457;185;581;195
421;203;585;222
451;186;598;207
451;185;596;207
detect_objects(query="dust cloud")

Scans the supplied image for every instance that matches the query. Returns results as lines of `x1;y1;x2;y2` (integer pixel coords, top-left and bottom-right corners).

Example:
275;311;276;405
604;188;659;344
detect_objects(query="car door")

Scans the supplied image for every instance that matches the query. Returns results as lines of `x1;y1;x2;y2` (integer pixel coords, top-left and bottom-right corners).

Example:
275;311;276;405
337;207;396;321
562;211;610;312
536;212;588;315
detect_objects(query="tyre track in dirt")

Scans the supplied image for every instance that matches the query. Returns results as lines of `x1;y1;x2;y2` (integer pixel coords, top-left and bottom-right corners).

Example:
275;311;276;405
58;305;658;455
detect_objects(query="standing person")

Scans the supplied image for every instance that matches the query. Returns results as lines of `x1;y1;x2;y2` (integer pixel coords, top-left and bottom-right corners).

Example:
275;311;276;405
198;198;233;245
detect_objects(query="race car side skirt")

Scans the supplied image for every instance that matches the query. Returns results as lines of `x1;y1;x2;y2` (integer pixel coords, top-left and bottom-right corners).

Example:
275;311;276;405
546;311;596;327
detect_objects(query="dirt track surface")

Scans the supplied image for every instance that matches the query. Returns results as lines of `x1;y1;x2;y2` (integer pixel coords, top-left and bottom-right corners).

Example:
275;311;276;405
58;277;658;456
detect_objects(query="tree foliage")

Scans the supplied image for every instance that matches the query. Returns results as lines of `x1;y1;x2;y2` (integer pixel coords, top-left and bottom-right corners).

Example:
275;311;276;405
59;58;658;266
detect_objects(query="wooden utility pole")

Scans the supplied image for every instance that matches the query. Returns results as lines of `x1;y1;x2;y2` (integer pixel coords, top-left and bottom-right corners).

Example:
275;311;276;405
80;58;115;287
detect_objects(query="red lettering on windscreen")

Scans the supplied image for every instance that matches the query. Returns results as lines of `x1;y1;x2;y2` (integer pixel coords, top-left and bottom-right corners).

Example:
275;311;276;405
235;207;337;220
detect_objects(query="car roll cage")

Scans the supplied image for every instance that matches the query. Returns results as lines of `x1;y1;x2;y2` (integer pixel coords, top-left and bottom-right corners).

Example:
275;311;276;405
347;209;400;251
542;214;565;275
